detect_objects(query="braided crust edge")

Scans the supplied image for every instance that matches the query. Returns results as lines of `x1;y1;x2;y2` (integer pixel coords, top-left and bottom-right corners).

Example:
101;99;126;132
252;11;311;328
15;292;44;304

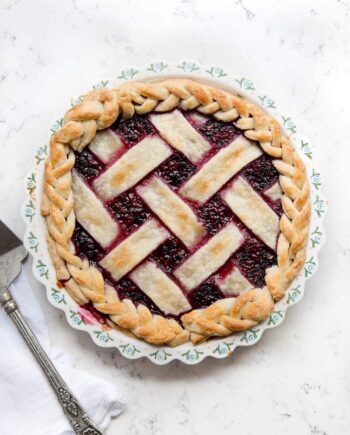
41;78;311;346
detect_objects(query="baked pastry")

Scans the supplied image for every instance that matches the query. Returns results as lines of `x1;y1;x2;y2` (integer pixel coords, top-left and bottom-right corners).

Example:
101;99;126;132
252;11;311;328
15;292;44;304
41;79;311;346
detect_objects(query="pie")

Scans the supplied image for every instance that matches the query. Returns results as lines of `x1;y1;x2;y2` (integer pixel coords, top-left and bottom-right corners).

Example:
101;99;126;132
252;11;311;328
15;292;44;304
41;79;311;346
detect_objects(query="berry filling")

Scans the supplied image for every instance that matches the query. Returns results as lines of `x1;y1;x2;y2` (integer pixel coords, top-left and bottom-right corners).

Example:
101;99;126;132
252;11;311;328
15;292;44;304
234;238;277;288
150;236;189;273
74;149;104;182
197;194;233;235
115;277;162;315
189;278;224;309
156;152;196;188
112;114;155;146
271;199;283;217
241;154;279;191
71;109;282;322
199;119;240;148
72;223;104;263
108;190;151;234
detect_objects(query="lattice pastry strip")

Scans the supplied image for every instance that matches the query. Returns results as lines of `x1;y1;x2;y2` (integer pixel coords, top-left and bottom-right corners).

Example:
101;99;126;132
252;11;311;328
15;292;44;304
180;136;262;204
130;261;191;316
93;136;171;200
138;176;206;249
71;171;119;248
99;219;169;281
216;266;254;296
89;129;124;163
264;182;283;202
150;110;211;163
175;223;244;291
222;176;280;250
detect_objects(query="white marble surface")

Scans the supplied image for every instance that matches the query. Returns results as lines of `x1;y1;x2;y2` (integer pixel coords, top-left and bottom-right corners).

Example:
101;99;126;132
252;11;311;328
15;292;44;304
1;1;349;434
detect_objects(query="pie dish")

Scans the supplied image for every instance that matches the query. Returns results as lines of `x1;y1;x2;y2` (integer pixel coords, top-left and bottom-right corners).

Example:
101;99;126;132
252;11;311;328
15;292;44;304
41;78;311;347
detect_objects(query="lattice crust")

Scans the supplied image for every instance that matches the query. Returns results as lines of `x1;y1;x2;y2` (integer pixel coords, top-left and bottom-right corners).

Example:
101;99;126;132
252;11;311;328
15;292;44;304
41;78;311;346
179;136;262;203
222;176;279;250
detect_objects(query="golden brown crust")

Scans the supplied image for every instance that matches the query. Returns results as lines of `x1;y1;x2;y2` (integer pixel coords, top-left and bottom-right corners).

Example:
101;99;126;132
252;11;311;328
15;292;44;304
181;288;274;340
42;78;311;346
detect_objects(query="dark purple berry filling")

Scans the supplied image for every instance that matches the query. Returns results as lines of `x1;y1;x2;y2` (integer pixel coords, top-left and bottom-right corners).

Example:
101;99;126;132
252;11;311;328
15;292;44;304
189;278;224;308
234;238;277;288
199;119;240;148
72;223;104;263
116;277;162;315
241;155;279;192
197;195;233;234
156;152;196;188
272;199;283;217
112;114;155;146
150;236;189;273
74;149;104;182
108;190;151;234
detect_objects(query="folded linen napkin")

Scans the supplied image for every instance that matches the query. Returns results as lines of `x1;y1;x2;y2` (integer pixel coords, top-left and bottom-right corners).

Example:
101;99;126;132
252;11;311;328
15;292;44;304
0;268;125;435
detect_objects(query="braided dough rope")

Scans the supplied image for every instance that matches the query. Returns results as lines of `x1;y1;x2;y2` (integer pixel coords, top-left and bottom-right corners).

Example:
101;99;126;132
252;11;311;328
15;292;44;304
41;79;311;346
182;287;274;344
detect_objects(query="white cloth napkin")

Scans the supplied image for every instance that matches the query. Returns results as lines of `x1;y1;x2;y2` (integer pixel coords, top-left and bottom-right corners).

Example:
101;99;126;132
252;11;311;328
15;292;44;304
0;268;126;435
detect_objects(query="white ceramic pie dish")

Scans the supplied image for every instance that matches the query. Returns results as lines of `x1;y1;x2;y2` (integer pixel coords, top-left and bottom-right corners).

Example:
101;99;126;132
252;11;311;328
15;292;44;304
22;60;327;365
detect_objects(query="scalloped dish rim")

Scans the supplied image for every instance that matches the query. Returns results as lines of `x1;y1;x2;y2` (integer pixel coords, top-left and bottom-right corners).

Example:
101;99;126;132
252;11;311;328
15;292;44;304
21;60;327;365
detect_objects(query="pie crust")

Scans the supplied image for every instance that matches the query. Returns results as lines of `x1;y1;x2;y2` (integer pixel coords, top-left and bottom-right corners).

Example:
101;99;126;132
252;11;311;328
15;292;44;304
41;78;311;346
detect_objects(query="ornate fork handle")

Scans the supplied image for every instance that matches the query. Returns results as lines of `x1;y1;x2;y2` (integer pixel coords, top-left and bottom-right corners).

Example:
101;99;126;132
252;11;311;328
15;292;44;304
1;289;104;435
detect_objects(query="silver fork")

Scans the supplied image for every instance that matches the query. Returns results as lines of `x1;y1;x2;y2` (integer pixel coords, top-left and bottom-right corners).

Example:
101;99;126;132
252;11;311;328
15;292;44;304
0;220;104;435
